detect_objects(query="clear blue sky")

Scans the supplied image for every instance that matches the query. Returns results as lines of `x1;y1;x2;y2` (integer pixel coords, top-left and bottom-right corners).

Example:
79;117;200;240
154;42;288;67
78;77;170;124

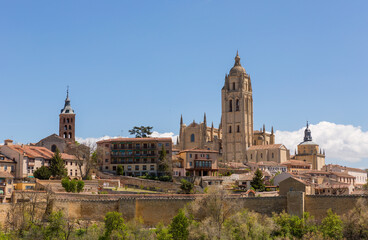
1;1;368;144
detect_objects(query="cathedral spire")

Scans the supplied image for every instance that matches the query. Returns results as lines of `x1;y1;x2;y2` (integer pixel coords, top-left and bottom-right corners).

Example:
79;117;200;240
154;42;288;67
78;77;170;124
61;87;74;114
203;113;207;125
303;121;312;142
180;114;183;125
234;50;241;67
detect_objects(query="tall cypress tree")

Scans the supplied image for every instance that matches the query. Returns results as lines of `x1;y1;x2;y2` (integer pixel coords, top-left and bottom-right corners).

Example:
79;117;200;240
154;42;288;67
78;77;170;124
251;168;265;191
49;149;67;179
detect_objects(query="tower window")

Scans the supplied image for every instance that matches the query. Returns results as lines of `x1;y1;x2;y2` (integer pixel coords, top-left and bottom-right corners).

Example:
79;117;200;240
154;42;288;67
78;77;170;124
64;133;67;138
69;125;72;130
232;82;236;90
190;134;195;142
69;133;72;139
261;153;263;158
229;126;232;133
67;119;70;123
236;99;240;111
229;100;233;112
64;125;67;130
237;125;240;133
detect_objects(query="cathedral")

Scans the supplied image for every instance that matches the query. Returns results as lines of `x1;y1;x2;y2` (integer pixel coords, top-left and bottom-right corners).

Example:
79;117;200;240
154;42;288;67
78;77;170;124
177;52;278;163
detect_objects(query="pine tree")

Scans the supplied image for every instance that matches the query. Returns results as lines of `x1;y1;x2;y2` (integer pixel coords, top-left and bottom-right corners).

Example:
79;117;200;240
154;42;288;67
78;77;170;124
49;149;67;179
169;209;189;240
251;168;265;191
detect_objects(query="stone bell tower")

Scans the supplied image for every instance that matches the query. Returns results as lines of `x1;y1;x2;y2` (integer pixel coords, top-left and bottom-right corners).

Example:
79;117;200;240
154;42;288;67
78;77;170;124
221;52;253;162
59;87;76;143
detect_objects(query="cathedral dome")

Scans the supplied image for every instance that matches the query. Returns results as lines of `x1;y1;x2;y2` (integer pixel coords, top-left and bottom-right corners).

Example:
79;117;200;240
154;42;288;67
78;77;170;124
229;51;246;76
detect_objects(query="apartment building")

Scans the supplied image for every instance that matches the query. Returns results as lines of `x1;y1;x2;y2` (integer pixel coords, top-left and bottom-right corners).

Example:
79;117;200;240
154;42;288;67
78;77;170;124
97;137;172;177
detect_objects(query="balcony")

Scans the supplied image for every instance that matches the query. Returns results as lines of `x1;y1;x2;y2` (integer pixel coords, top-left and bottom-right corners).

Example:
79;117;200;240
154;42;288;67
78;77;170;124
194;160;212;170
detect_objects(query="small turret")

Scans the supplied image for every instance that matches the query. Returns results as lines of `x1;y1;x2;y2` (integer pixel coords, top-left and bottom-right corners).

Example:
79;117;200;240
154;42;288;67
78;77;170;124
304;121;313;142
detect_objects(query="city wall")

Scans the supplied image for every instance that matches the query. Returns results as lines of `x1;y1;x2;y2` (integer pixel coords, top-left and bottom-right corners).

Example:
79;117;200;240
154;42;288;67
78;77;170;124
1;192;368;227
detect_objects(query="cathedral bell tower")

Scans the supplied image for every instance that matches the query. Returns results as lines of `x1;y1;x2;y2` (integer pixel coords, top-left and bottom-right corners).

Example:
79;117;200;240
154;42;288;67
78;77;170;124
221;52;253;162
59;88;76;143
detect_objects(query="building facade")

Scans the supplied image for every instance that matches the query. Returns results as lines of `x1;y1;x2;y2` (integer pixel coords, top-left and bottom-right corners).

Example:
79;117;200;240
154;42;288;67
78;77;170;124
177;114;221;152
246;144;290;164
292;123;325;170
175;149;219;177
97;137;172;177
0;139;83;179
221;52;254;163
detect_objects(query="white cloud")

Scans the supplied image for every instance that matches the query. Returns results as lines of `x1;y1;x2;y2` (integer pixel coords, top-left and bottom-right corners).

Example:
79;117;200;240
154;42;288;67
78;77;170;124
276;121;368;163
76;131;179;149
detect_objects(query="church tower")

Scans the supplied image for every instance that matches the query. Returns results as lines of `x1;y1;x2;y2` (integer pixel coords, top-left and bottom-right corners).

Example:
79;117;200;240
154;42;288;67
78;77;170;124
59;88;76;143
221;52;253;162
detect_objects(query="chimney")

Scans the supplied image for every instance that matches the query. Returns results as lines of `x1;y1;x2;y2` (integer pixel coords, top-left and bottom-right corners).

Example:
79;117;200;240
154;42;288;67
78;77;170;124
4;139;13;146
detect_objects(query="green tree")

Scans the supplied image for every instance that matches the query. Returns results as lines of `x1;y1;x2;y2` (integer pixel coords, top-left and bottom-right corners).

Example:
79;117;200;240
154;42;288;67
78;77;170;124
76;180;85;193
129;126;153;138
180;179;194;194
100;212;127;240
169;209;189;240
320;209;343;239
155;222;173;240
158;145;172;178
223;209;274;240
61;178;84;193
343;198;368;239
33;166;51;180
251;168;265;191
49;149;67;179
44;211;67;240
117;165;124;176
272;211;317;239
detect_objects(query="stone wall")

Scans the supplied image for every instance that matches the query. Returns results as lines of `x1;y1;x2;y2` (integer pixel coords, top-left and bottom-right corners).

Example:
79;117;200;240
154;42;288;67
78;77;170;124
305;195;368;220
2;191;368;227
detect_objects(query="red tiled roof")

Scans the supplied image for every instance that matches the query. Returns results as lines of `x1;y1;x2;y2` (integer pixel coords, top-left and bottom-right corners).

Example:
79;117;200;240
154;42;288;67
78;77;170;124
6;145;76;160
97;137;172;144
0;171;14;178
248;144;283;150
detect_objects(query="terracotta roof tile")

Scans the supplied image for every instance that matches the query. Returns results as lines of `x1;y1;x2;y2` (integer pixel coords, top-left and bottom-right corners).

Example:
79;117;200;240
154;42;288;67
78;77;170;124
247;144;283;150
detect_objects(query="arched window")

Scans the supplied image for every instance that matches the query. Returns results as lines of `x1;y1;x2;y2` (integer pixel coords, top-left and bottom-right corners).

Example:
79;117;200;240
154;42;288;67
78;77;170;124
63;132;67;138
229;126;232;133
64;125;67;130
67;119;70;123
229;100;233;112
190;134;195;142
236;99;240;111
69;125;72;130
69;133;72;139
232;82;236;90
237;125;240;133
51;145;57;152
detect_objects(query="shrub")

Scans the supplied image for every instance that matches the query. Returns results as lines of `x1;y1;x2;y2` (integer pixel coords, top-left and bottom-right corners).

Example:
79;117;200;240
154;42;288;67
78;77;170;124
76;180;85;193
159;175;172;182
33;166;51;180
180;179;194;194
62;178;84;193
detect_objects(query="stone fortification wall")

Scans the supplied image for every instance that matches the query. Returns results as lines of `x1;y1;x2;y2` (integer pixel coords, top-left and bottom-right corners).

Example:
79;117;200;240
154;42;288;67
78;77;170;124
305;195;368;220
37;180;99;193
